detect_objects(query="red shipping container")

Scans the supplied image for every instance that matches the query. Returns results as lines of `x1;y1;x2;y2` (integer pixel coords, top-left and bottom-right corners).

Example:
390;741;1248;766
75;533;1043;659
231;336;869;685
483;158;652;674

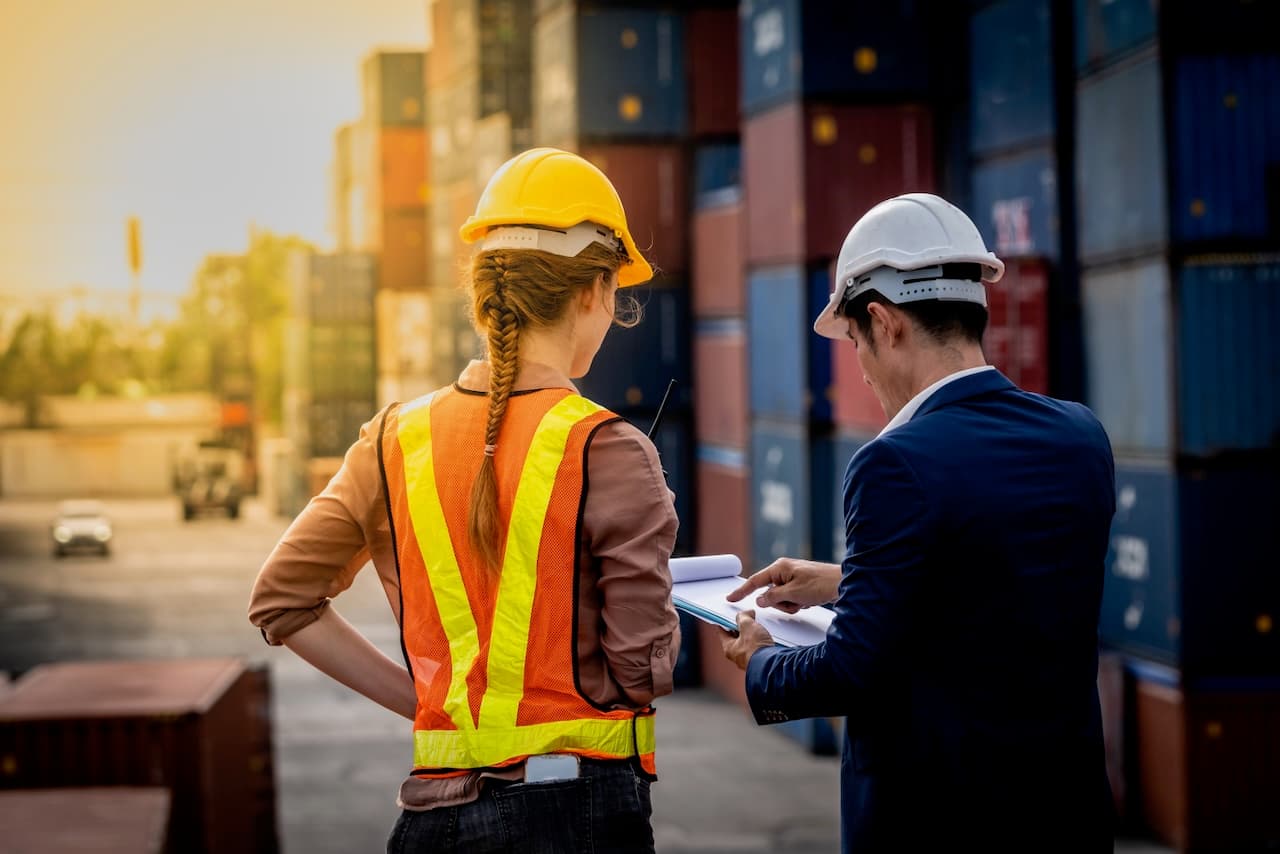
692;202;744;317
1135;675;1280;852
694;329;748;448
832;339;888;434
688;8;740;137
379;126;429;210
695;457;751;576
580;144;689;276
985;258;1049;394
380;208;428;291
744;102;935;265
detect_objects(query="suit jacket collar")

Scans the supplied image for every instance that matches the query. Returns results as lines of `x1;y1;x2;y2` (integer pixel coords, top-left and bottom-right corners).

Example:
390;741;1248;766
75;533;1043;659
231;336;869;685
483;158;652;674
912;368;1015;420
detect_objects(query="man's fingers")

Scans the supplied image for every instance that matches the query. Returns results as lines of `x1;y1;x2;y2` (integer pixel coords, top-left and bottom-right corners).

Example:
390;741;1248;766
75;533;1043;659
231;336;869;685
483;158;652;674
726;568;779;602
735;609;757;627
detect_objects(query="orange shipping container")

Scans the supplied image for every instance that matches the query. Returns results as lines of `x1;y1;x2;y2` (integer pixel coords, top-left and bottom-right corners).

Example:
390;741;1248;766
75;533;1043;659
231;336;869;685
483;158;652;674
579;144;689;277
694;329;748;449
380;209;428;291
379;127;429;210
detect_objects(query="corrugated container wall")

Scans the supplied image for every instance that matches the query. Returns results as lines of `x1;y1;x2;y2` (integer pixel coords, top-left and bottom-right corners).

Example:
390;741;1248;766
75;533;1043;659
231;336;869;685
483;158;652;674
750;419;813;566
739;0;931;116
747;266;832;422
688;8;740;137
649;415;694;555
1177;261;1280;456
985;258;1050;393
1073;0;1156;72
1131;667;1280;852
969;0;1056;154
696;447;751;561
1101;460;1280;675
971;145;1061;260
693;143;741;203
694;320;748;449
692;201;745;317
1081;258;1172;455
744;101;935;265
575;285;691;414
0;659;278;854
580;144;688;275
534;6;686;145
363;52;425;127
1170;54;1280;245
1075;49;1167;263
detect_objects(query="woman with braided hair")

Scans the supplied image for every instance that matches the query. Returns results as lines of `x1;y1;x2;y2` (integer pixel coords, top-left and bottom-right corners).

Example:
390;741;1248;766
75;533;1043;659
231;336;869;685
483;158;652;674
249;149;680;852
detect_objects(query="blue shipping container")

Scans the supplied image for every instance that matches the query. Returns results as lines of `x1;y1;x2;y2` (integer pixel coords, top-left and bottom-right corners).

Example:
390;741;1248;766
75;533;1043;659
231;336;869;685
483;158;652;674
1073;0;1156;72
694;143;742;207
751;419;811;567
577;285;691;412
971;146;1060;260
1076;50;1168;262
1177;262;1280;456
647;414;694;554
1171;54;1280;244
579;9;686;137
1082;258;1173;455
739;0;930;116
970;0;1055;154
1102;459;1280;675
747;267;833;421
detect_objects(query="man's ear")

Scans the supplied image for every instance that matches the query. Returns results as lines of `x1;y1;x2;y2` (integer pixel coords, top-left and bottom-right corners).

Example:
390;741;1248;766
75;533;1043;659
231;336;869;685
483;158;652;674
866;301;902;345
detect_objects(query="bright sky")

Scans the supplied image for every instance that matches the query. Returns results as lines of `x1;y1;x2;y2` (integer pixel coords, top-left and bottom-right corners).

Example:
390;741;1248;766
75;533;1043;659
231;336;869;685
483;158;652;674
0;0;427;298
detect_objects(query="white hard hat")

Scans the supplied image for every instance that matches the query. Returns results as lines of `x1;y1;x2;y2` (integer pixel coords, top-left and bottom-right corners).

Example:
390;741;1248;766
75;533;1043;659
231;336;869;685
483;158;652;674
813;193;1005;340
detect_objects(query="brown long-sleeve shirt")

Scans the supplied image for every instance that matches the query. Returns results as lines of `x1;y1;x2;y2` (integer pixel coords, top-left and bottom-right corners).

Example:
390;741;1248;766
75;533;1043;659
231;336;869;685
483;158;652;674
248;360;680;809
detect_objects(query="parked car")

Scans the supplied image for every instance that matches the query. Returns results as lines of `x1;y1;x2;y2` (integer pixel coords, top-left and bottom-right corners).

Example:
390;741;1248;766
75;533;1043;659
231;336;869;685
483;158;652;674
51;500;112;557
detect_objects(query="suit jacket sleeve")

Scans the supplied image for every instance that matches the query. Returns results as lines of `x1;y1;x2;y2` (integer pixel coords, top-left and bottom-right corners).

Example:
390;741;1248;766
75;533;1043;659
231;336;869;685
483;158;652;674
745;437;936;724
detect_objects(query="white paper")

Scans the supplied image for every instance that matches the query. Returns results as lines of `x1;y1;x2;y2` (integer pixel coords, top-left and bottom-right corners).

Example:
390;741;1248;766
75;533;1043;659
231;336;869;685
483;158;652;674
670;555;834;648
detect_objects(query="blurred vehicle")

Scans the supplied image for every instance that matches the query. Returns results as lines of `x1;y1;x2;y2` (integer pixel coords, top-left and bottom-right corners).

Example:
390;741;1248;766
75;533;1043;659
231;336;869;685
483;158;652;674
174;443;244;521
51;500;112;557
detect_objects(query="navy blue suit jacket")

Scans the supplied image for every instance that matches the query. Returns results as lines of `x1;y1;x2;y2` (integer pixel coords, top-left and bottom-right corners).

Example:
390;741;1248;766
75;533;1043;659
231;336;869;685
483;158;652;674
746;370;1116;852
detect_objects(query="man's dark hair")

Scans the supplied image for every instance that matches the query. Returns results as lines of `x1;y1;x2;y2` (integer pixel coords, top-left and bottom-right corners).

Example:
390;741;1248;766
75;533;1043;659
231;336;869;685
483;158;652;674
840;289;988;352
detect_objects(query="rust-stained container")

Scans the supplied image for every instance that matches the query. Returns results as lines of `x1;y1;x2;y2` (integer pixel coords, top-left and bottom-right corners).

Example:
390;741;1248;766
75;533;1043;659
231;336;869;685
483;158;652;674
1;788;170;854
696;447;751;561
688;8;739;137
0;659;278;854
694;323;749;450
743;101;934;265
579;143;689;276
1133;664;1280;852
984;257;1049;394
378;126;429;210
692;201;744;317
380;209;428;291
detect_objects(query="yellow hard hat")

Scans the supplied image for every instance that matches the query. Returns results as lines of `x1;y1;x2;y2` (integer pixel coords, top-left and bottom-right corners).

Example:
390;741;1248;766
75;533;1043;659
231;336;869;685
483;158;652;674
459;147;653;287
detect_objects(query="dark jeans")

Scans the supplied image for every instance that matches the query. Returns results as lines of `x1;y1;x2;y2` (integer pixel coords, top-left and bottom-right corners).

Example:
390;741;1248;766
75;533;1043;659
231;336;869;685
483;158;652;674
387;759;655;854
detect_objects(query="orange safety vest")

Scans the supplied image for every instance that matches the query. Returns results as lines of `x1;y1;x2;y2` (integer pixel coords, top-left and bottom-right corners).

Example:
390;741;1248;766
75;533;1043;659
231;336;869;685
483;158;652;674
378;386;658;778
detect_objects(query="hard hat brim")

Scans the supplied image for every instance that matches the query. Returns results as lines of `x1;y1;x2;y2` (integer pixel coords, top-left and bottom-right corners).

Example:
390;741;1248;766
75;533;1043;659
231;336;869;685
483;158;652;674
460;214;653;287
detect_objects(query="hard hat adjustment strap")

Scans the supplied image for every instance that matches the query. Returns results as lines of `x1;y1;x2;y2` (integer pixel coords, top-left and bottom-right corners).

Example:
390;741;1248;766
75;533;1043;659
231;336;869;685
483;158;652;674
837;264;988;313
479;222;626;260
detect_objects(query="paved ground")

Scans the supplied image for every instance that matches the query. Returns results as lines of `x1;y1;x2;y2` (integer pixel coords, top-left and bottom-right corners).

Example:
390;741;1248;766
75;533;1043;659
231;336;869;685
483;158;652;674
0;497;1171;853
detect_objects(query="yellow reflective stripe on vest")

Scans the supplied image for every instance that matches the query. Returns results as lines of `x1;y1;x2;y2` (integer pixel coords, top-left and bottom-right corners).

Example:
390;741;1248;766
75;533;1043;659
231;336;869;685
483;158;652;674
398;393;479;734
478;394;605;730
416;712;656;770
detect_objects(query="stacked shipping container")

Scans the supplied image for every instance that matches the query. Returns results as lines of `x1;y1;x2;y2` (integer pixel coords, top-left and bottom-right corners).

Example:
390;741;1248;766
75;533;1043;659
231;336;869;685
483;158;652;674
532;2;696;559
1074;0;1280;847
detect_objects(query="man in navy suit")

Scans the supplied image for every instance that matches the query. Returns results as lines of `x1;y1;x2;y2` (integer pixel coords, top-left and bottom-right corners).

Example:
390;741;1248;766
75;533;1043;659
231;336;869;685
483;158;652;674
722;194;1115;852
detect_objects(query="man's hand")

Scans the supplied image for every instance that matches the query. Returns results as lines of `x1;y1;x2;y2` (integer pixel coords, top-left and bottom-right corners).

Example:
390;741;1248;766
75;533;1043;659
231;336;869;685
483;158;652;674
720;610;774;671
726;558;842;614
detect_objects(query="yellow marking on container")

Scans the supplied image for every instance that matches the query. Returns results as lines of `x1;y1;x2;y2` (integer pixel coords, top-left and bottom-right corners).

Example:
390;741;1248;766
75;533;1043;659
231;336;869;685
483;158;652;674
1189;199;1206;218
620;95;643;122
626;386;644;407
1;755;15;776
1223;93;1238;109
855;47;878;75
859;144;878;165
621;28;639;49
1257;614;1273;634
402;98;422;120
812;115;839;145
1205;721;1223;739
